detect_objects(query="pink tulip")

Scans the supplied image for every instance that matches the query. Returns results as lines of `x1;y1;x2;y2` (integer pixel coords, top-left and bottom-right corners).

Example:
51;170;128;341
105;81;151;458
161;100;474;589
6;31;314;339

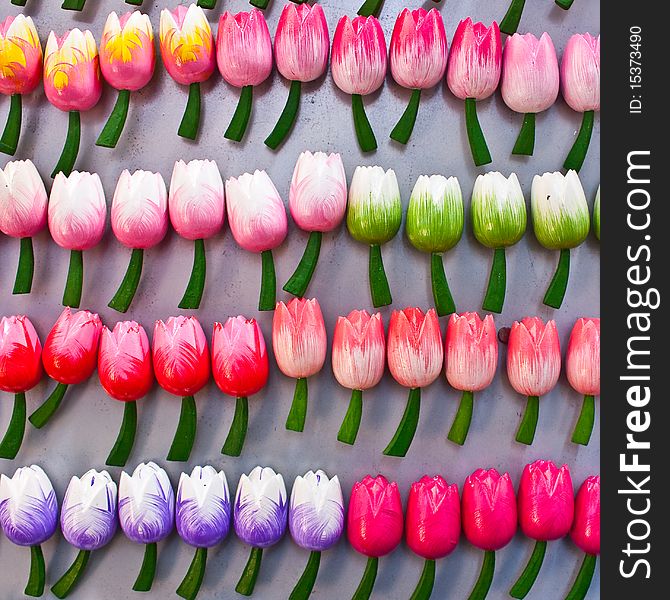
447;18;501;166
265;3;330;149
331;15;387;152
389;9;447;144
384;307;443;457
445;312;498;445
332;310;385;445
216;10;273;142
507;317;561;445
511;460;574;598
273;297;327;433
501;33;559;156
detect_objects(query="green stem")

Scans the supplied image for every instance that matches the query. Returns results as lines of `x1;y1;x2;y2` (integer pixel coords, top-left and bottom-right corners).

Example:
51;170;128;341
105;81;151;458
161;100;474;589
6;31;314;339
61;0;86;10
0;392;26;459
564;554;596;600
555;0;575;10
368;244;392;308
352;556;378;600
430;252;456;316
25;545;45;597
96;89;131;149
108;248;144;313
51;549;91;598
409;558;435;600
286;377;308;432
351;94;377;153
106;400;138;467
563;110;594;172
482;248;506;314
133;542;158;592
62;249;83;308
0;93;21;155
51;111;80;178
222;396;248;457
167;396;197;462
179;239;206;310
178;82;201;140
29;382;68;429
289;550;321;600
467;551;495;600
510;540;547;599
284;231;322;297
264;80;301;150
383;387;421;457
512;113;536;156
464;98;492;167
572;394;595;446
125;0;144;5
337;389;363;445
197;0;217;8
447;390;474;446
235;547;263;596
249;0;269;8
500;0;527;35
390;89;421;145
258;249;276;311
13;237;34;294
357;0;384;17
516;395;539;445
543;248;570;309
177;547;208;600
225;85;253;142
11;0;29;6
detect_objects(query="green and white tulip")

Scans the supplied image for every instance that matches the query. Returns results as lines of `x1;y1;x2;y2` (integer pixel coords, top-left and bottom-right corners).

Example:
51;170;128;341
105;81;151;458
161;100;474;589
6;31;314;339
593;185;600;241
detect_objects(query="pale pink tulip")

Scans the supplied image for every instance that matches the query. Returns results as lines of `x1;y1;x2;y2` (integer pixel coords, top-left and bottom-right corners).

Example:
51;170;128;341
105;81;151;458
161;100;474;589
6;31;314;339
0;15;42;96
0;159;48;238
561;34;600;113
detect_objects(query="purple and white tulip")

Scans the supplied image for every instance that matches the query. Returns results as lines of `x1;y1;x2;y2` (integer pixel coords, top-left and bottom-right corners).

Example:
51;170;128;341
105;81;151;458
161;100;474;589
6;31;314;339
175;466;231;600
233;466;288;596
118;462;175;592
51;469;118;598
0;465;58;597
288;470;344;599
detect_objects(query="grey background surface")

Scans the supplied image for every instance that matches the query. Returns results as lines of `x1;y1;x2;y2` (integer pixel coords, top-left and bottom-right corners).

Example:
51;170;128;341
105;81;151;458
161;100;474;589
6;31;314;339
0;0;600;598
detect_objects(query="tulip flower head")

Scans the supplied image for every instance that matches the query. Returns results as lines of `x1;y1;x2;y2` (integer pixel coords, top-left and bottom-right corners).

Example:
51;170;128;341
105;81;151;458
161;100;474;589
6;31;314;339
233;466;288;596
471;171;527;314
0;159;48;294
0;315;42;459
389;9;447;144
0;16;42;155
531;170;590;309
273;297;327;433
593;185;600;241
332;309;385;445
347;166;402;307
284;151;347;297
51;470;118;597
217;9;273;141
406;175;463;316
561;34;600;171
331;15;387;152
212;316;269;456
265;4;330;150
226;170;287;311
44;29;102;178
29;307;102;430
119;462;175;592
0;465;58;597
159;4;215;139
510;461;574;599
384;307;443;457
447;18;501;166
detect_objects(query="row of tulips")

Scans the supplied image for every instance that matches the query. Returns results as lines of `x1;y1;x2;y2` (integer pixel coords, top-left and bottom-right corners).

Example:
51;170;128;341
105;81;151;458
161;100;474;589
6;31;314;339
0;155;600;312
0;461;599;600
0;6;600;170
0;305;600;463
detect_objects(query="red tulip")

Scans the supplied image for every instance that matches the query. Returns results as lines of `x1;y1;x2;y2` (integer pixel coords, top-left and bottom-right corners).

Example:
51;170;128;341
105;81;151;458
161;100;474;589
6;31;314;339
511;460;574;599
0;315;42;459
29;307;102;430
98;320;153;467
347;475;403;598
153;316;210;462
212;316;268;457
462;468;517;600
